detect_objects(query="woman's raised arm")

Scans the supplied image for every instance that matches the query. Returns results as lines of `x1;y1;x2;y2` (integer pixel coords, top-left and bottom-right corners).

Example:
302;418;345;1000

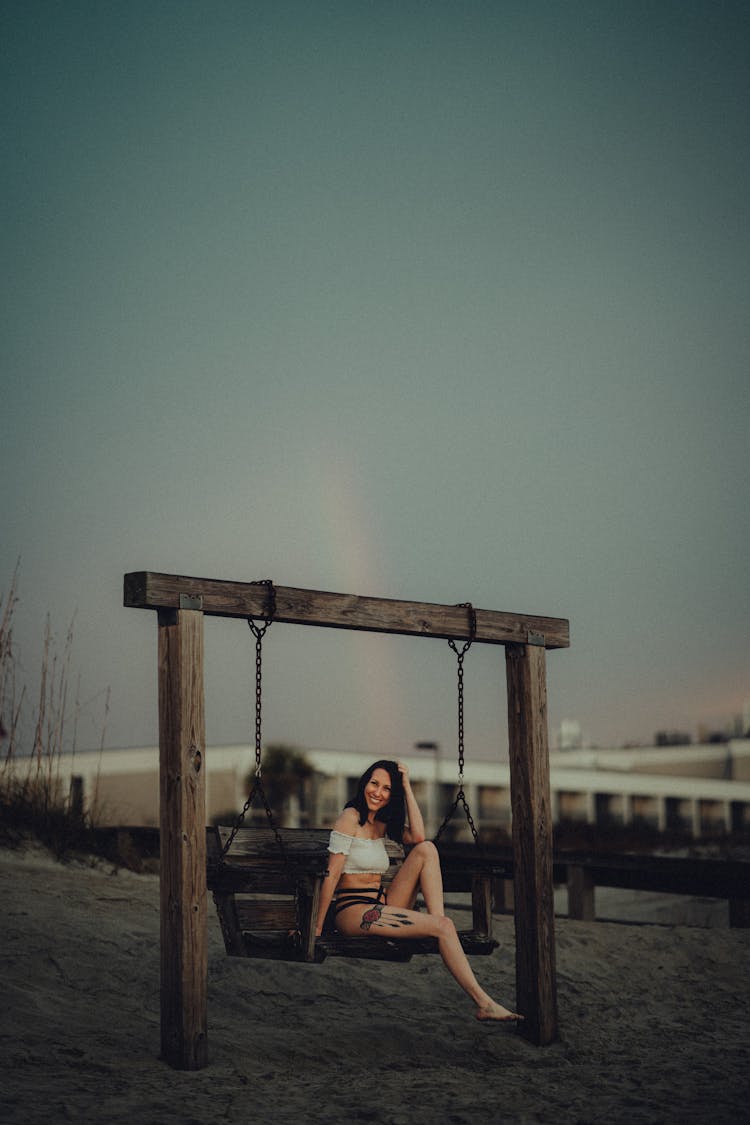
398;761;426;844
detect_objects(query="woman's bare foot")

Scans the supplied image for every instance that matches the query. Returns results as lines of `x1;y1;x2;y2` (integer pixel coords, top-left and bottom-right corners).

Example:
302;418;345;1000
475;1000;523;1023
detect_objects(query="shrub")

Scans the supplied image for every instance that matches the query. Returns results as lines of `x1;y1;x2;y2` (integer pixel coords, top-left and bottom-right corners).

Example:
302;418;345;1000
0;564;109;859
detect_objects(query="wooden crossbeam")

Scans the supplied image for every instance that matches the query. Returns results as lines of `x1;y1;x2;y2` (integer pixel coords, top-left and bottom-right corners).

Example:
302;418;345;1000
125;571;569;649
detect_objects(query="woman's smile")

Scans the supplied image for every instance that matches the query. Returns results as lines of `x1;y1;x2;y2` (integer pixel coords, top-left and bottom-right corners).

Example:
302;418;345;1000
364;768;392;811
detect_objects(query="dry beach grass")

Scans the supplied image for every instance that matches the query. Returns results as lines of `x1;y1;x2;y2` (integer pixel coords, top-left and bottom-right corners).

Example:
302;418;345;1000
2;841;748;1125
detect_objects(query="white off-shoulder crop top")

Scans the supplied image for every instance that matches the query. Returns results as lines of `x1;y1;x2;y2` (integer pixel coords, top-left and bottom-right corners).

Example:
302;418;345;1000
328;830;390;875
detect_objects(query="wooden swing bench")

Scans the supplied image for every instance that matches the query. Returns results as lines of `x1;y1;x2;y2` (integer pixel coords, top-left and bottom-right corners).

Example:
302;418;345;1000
207;825;499;963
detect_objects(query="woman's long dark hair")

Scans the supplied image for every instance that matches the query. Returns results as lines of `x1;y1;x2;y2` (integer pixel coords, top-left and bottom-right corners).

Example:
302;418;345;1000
345;759;406;843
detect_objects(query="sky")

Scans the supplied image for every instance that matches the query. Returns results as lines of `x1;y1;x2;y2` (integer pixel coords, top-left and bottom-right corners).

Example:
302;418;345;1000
2;0;749;765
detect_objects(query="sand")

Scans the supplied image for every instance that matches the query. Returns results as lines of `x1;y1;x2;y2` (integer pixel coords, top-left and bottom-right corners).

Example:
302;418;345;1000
1;842;748;1125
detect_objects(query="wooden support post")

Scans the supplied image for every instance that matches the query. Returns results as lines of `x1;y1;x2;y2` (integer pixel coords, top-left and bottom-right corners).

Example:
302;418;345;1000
301;879;323;962
69;775;84;820
158;608;208;1070
471;873;493;940
492;877;515;913
568;865;596;921
506;642;558;1046
729;898;750;928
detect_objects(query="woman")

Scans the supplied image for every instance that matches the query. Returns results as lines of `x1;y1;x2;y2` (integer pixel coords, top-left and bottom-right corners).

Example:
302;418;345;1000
315;759;521;1023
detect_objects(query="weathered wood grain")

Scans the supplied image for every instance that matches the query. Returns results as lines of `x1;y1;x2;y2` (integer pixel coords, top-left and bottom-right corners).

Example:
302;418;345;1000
236;898;298;930
506;642;558;1047
125;571;570;648
158;608;208;1070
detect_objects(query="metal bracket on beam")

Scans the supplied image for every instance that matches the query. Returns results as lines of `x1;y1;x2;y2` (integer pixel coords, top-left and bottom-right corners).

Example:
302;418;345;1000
527;630;545;647
179;594;203;611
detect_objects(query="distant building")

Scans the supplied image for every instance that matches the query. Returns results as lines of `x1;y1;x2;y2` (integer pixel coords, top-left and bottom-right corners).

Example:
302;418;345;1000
19;738;750;841
559;719;583;751
655;730;693;747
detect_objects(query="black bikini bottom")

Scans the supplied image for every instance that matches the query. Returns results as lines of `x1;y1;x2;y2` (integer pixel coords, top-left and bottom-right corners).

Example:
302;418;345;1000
333;885;386;917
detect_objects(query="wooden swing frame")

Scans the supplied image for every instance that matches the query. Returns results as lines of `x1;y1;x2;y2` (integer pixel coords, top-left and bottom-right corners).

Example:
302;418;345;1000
124;571;569;1069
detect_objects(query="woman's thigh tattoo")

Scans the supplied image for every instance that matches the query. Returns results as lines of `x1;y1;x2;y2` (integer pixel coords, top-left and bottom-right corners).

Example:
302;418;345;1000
360;904;414;931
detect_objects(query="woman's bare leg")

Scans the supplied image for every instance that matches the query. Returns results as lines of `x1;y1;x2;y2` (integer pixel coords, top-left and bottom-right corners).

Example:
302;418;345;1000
387;841;444;915
336;900;521;1022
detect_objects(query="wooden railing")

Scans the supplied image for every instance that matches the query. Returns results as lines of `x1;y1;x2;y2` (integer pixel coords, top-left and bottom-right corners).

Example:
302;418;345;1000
555;850;750;927
441;843;750;927
99;827;749;928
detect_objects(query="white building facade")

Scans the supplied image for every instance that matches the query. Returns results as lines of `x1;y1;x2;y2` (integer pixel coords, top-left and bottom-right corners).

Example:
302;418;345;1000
31;739;750;840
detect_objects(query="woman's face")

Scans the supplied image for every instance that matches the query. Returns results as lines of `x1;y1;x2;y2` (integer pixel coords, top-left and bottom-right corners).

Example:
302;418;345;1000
364;767;392;815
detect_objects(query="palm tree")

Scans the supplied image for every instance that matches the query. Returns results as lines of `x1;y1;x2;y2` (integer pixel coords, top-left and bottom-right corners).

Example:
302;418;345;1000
248;744;313;827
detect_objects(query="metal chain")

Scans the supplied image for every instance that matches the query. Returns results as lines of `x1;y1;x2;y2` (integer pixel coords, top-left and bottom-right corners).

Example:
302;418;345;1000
249;581;276;783
434;603;481;849
221;580;287;859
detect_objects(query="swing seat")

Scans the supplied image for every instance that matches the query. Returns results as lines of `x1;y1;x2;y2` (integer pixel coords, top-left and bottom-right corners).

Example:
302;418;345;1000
207;827;500;963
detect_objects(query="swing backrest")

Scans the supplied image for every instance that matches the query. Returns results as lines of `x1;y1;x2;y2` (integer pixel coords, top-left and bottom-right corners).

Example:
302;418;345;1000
207;826;406;961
